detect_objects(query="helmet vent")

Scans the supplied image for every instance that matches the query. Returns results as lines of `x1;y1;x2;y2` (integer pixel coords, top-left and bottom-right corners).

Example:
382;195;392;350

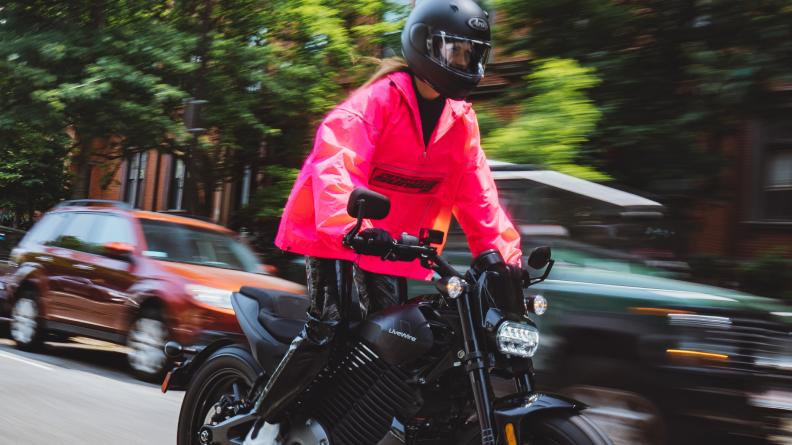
450;4;459;12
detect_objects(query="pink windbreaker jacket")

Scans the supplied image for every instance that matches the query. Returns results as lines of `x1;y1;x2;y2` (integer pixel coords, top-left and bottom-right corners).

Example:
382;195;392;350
275;71;521;280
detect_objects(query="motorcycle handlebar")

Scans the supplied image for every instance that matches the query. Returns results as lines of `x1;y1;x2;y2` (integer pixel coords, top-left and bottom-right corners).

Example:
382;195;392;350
349;236;462;278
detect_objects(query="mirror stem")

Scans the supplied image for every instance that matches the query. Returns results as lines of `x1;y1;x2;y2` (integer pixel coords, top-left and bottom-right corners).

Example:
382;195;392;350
343;199;366;246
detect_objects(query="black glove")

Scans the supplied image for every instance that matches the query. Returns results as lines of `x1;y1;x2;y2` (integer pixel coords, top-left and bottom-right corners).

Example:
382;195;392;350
354;228;394;256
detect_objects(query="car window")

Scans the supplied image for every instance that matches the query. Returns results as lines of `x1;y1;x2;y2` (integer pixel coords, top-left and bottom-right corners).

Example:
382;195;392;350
22;213;69;246
140;219;260;273
0;226;26;261
90;214;136;247
52;213;100;252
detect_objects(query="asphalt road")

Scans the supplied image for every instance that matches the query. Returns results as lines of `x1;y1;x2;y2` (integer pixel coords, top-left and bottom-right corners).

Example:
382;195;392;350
1;329;790;445
0;335;183;445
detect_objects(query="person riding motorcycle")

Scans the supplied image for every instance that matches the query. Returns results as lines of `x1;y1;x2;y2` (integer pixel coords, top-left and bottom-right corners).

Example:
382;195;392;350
253;0;522;440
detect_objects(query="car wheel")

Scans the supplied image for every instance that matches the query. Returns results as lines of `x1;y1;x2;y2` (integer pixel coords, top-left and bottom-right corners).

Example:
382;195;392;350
127;309;170;382
561;385;665;445
10;289;45;351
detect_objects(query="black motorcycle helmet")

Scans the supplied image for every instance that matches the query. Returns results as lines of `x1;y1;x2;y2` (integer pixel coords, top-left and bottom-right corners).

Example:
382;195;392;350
401;0;492;100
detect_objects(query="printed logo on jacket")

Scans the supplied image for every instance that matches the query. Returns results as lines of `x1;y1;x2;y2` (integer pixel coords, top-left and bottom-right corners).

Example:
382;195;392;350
370;167;442;194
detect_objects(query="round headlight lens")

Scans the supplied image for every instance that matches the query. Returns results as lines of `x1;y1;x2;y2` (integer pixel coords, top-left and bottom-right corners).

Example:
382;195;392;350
445;276;466;299
524;294;548;316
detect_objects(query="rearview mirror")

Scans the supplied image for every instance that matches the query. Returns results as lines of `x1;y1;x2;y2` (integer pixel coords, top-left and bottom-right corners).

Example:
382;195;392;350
347;188;390;220
102;241;135;261
527;246;551;270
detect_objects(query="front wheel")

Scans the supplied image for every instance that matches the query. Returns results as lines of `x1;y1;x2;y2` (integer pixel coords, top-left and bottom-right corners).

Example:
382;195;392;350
462;412;613;445
176;345;262;445
523;413;613;445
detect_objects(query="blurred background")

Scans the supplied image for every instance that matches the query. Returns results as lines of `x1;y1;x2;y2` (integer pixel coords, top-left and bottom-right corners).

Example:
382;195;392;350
0;1;790;444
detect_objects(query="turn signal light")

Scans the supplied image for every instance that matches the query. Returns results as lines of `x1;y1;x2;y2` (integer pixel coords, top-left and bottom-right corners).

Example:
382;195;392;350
629;307;693;316
505;423;517;445
666;348;729;363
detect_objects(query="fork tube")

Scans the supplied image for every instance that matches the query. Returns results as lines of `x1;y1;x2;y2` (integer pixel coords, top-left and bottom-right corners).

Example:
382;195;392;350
515;372;533;393
457;292;497;445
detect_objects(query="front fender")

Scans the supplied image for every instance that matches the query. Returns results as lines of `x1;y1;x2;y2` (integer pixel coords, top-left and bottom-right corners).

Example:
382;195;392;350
161;332;245;393
9;262;47;293
494;392;586;443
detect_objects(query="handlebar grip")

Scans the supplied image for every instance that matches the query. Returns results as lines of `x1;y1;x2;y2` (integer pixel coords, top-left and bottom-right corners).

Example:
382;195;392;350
350;236;394;257
349;236;457;278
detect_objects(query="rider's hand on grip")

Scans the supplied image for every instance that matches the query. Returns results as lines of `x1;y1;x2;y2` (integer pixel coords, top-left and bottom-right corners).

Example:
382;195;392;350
353;228;394;256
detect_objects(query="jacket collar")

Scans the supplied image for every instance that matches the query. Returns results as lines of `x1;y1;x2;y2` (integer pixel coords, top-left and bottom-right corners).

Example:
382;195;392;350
388;71;471;145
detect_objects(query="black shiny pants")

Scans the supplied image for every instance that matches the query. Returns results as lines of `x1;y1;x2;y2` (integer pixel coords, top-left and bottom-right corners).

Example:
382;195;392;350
256;256;406;422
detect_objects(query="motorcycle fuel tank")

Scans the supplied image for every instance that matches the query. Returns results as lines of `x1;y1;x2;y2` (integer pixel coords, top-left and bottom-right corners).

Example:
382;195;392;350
359;303;434;366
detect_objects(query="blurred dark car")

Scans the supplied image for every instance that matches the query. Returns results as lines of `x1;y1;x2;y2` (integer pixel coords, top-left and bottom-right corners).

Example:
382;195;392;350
279;162;791;444
0;225;27;309
2;200;304;380
433;163;792;444
427;226;792;445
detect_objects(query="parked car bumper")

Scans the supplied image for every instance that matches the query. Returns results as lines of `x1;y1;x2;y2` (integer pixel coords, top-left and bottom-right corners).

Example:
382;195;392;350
656;363;792;441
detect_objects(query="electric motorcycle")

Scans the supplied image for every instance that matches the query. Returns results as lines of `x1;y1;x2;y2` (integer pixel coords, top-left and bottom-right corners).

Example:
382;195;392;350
163;188;612;445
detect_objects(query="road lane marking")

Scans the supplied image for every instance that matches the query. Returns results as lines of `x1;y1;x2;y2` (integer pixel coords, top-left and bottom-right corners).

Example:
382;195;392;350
0;350;53;371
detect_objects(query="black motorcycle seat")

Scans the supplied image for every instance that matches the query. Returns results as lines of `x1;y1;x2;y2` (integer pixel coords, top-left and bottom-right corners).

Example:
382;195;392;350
239;286;309;344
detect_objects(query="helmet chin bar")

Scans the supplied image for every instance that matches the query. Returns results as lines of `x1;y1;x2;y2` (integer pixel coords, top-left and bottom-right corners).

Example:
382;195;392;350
418;69;477;101
413;75;445;100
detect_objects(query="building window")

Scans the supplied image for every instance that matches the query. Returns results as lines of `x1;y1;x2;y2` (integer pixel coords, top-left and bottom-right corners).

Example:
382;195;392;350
756;117;792;221
764;149;792;220
124;151;148;208
168;158;186;210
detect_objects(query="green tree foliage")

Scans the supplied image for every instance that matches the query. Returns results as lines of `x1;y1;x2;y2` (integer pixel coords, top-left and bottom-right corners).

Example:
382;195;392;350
0;130;69;223
164;0;406;215
0;1;193;202
485;58;607;181
0;1;403;223
493;0;792;197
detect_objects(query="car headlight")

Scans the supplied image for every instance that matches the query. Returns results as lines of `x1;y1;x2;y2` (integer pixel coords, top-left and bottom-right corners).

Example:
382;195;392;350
186;284;234;310
496;321;539;358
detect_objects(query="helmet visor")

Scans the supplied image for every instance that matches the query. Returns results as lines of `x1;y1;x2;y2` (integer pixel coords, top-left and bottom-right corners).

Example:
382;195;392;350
428;32;491;77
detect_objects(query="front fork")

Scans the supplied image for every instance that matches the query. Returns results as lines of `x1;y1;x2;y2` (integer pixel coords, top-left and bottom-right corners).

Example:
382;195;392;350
456;291;498;445
515;372;534;393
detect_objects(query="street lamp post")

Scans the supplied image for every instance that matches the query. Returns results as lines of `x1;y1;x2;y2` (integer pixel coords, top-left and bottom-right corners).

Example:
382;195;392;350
183;98;207;215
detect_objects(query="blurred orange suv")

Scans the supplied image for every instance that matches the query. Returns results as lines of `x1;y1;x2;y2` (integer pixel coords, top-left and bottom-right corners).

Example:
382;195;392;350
4;200;304;380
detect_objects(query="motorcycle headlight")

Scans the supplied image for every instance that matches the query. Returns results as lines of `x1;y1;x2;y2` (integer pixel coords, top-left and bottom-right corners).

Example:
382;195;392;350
186;284;234;310
437;276;467;300
524;294;548;316
496;321;539;358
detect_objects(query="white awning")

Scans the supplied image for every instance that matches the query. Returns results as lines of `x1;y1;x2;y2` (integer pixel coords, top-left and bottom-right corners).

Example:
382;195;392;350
489;161;663;209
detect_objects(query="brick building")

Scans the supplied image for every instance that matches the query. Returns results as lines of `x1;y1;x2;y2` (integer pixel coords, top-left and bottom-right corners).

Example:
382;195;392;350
84;149;251;227
689;101;792;259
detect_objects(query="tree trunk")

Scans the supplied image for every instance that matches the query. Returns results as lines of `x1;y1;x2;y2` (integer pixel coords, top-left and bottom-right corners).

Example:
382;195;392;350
71;143;93;199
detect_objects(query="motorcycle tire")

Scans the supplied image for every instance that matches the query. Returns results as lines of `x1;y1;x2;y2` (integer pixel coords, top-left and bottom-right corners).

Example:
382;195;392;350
176;345;262;445
461;412;614;445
